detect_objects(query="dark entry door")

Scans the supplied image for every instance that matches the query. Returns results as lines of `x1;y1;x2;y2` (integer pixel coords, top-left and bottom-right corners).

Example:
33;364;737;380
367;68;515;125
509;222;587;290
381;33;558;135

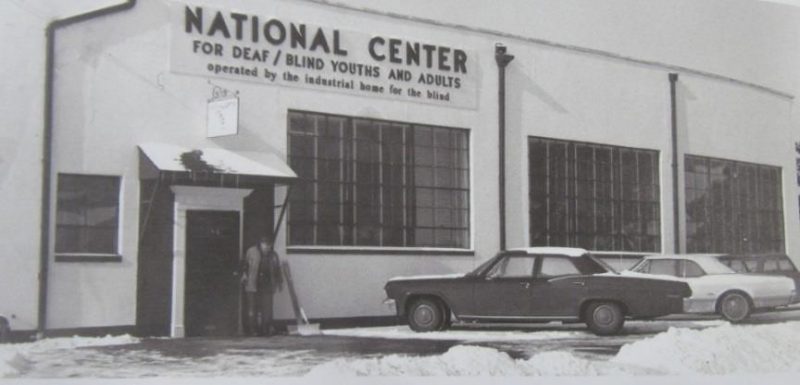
185;210;240;337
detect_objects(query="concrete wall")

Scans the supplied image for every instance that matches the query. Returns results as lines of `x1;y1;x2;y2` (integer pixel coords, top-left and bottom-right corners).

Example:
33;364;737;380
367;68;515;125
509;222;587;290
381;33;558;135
2;0;799;329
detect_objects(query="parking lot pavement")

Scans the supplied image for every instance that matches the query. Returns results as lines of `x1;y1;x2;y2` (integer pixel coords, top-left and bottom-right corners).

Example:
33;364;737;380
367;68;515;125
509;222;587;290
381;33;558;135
6;307;800;378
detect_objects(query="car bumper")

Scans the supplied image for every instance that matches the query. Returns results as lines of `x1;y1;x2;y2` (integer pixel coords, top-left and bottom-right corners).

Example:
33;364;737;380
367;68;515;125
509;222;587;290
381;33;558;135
383;298;399;314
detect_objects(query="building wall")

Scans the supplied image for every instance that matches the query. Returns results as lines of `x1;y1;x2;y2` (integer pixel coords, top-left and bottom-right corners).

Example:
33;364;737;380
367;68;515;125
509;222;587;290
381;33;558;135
2;0;799;330
0;1;49;333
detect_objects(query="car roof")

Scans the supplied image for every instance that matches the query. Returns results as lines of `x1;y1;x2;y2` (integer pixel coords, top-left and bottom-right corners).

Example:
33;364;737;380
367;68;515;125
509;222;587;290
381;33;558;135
505;247;588;258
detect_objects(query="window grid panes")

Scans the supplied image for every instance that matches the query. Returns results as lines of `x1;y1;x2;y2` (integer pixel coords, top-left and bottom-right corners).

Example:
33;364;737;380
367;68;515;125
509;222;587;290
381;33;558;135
288;111;470;248
685;155;784;253
528;137;661;252
55;174;121;254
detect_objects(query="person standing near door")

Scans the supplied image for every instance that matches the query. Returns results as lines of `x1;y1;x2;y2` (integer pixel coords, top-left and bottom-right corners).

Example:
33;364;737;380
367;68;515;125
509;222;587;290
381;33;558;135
241;235;283;336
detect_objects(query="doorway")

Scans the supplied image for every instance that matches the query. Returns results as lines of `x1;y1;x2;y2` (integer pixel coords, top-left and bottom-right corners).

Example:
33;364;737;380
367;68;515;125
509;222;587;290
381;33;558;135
184;210;241;337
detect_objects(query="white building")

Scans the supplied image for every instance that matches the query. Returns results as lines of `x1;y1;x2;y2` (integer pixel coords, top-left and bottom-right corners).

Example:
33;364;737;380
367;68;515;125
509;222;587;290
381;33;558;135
1;0;799;338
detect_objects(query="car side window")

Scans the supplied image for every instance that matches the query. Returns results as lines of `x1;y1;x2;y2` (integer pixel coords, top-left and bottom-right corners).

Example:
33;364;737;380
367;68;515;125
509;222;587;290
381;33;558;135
727;259;749;273
649;259;678;276
763;259;781;273
681;260;705;278
486;256;535;279
539;257;580;278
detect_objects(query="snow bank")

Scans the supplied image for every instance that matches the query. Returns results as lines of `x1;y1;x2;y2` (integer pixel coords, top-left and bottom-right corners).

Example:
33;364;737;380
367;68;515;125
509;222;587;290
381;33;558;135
613;322;800;374
0;334;138;377
322;325;590;341
308;322;800;376
306;345;652;376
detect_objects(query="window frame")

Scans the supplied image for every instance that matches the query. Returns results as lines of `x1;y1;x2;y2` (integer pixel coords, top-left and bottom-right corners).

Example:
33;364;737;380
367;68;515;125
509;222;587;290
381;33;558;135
286;110;472;252
527;136;661;253
54;173;123;262
684;155;785;254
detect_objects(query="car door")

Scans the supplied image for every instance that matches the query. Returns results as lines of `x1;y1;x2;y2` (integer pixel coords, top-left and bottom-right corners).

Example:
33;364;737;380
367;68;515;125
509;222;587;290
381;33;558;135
471;254;536;318
529;256;586;317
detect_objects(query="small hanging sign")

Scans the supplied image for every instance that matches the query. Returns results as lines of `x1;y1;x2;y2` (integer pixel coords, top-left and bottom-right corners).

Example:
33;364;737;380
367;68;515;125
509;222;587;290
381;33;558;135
207;96;239;138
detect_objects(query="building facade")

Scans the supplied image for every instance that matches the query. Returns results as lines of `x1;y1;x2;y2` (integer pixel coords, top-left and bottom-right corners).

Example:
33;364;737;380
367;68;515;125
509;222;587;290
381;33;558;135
1;0;799;337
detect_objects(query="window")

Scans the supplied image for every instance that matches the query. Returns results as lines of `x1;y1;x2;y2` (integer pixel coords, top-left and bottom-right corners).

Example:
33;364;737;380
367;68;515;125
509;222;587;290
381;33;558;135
287;111;470;248
539;257;580;277
487;256;535;278
778;257;796;272
685;156;784;253
55;174;120;255
650;259;678;276
529;137;660;252
681;260;705;278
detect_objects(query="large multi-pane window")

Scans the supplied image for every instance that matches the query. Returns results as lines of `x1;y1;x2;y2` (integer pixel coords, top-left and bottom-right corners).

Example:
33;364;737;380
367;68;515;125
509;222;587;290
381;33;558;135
55;174;121;254
529;137;661;252
685;155;784;253
287;111;470;248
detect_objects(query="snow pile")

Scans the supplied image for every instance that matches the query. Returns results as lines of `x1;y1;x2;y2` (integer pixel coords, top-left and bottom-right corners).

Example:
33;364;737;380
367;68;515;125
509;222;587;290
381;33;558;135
322;325;589;341
0;334;138;377
613;322;800;374
305;345;643;376
307;346;527;376
308;322;800;376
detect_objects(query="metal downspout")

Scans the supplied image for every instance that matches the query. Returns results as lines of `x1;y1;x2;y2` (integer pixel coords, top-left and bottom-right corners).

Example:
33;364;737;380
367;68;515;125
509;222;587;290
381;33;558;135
495;44;514;251
669;73;681;253
38;0;137;337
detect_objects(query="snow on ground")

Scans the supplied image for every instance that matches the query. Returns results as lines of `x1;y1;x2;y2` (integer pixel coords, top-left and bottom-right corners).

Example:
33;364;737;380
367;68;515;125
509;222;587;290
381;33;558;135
308;321;800;376
322;325;589;341
613;322;800;374
0;335;138;377
321;320;725;341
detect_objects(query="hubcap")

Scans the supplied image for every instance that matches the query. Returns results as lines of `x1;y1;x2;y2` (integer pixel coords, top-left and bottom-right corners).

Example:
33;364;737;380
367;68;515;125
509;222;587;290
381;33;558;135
722;294;748;321
413;304;435;326
594;305;615;326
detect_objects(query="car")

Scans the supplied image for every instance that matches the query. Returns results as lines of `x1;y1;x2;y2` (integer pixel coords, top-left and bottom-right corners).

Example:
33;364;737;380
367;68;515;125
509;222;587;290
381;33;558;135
717;254;800;290
0;314;9;343
383;247;692;336
624;254;797;322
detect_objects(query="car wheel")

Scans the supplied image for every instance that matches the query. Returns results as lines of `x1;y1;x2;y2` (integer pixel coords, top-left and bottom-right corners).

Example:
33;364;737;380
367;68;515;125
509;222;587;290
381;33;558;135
408;298;444;332
718;292;751;323
439;308;452;331
585;301;624;336
0;317;9;343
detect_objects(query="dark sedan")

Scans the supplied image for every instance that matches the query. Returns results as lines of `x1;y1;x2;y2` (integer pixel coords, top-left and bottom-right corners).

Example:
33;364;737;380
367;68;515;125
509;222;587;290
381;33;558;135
384;247;692;335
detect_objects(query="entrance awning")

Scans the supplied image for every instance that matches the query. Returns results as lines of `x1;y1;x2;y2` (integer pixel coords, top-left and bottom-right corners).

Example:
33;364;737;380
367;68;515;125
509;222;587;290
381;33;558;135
138;143;297;183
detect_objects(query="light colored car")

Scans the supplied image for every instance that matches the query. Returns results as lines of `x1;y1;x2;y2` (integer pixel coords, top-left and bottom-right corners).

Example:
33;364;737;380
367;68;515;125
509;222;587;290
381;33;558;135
624;254;796;322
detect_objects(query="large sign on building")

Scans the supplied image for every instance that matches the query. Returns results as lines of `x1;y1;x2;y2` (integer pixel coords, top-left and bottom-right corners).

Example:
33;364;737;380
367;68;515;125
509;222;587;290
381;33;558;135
170;3;479;109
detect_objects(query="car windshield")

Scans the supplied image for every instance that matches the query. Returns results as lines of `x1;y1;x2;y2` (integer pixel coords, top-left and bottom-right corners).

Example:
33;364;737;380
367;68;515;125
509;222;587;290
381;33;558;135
470;254;501;276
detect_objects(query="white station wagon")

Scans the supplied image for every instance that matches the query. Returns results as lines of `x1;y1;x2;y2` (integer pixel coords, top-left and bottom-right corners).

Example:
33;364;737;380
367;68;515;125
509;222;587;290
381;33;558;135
625;254;797;322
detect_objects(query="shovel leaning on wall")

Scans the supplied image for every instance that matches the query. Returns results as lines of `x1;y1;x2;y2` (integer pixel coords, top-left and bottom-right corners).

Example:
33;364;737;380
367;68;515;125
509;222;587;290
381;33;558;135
282;260;321;335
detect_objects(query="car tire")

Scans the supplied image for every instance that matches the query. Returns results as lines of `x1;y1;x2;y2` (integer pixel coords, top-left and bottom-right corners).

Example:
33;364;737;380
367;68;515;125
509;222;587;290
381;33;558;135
0;317;9;343
408;298;444;332
439;308;452;331
585;301;624;336
717;292;751;323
